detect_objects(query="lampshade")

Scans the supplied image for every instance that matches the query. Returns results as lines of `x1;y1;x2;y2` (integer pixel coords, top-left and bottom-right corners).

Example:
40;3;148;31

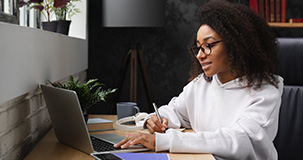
101;0;165;27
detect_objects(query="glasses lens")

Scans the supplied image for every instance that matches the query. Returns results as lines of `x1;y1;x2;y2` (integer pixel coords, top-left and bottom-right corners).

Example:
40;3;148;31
204;45;211;55
192;43;212;56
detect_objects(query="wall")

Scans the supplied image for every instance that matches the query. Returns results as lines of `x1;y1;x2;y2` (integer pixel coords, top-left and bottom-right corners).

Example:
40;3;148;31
87;0;249;114
68;0;87;39
0;71;86;160
0;22;88;160
88;0;303;114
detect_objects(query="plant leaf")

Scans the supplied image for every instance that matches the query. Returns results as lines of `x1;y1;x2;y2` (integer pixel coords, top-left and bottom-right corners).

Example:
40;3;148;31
54;0;70;8
50;75;116;113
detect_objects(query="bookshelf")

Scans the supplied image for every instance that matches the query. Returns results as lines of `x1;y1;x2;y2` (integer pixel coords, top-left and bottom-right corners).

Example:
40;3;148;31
269;22;303;28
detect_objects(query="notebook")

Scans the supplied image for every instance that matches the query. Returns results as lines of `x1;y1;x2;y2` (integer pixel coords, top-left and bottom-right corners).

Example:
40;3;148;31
40;85;149;154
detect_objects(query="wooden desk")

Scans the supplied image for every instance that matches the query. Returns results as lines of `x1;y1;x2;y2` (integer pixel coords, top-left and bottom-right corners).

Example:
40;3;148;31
25;115;215;160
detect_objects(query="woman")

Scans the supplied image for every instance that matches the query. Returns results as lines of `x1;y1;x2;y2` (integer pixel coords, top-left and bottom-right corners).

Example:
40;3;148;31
114;0;283;159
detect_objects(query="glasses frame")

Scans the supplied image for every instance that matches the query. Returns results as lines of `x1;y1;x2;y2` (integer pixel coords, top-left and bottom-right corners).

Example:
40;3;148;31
192;40;222;56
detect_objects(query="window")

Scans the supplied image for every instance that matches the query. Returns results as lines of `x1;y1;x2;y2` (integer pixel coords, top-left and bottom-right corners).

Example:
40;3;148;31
19;4;41;28
0;0;19;24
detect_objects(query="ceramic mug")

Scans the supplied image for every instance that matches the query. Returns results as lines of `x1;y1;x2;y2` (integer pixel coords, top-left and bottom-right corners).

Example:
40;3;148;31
116;102;140;119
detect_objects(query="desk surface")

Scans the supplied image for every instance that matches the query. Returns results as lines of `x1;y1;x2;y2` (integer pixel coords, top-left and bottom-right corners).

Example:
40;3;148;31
25;115;215;160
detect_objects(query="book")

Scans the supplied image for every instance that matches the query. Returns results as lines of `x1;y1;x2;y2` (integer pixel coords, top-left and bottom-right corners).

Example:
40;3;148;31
258;0;265;19
250;0;259;13
87;118;114;132
270;0;275;22
114;153;169;160
275;0;281;22
281;0;286;22
265;0;270;22
289;18;303;23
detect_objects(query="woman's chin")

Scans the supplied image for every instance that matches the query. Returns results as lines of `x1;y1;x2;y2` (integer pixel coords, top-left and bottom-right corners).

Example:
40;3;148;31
203;71;213;77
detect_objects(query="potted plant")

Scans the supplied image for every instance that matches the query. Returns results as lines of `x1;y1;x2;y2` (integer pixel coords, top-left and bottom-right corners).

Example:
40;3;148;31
53;0;81;35
50;75;117;122
19;0;57;32
19;0;81;34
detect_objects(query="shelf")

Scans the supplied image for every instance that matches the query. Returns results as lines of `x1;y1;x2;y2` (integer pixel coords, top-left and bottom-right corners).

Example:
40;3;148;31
269;22;303;28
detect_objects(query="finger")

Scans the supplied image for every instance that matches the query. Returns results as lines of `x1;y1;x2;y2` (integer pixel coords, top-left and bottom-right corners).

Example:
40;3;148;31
146;123;155;134
147;117;162;133
120;134;141;149
151;115;164;131
162;118;168;126
114;137;131;148
129;134;155;150
161;118;169;131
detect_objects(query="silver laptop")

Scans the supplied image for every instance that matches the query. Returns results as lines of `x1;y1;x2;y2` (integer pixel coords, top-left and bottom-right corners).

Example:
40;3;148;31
40;85;149;154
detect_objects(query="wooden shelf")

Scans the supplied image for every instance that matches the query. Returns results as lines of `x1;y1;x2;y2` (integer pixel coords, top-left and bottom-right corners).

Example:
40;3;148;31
269;22;303;28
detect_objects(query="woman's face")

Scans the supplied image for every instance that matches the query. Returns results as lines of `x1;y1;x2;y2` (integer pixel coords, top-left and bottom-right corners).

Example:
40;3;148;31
196;25;235;83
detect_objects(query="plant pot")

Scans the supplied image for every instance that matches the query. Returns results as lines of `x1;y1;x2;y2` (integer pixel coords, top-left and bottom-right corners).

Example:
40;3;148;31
42;21;58;32
56;20;71;35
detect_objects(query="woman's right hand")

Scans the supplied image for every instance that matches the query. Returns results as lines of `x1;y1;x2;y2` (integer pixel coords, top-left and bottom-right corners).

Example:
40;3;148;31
145;114;168;134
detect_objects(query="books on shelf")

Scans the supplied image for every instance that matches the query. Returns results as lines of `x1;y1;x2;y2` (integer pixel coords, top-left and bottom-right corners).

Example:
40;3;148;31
281;0;286;22
249;0;287;23
289;18;303;23
87;118;114;132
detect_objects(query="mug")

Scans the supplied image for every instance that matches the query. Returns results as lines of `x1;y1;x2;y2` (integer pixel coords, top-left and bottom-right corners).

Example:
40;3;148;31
116;102;140;119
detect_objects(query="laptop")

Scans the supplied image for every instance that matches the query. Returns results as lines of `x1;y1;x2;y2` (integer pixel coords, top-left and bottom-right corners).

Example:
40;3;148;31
40;85;149;154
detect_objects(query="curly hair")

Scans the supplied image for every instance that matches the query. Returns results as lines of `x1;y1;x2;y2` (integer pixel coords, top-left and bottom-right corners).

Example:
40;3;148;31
188;0;279;89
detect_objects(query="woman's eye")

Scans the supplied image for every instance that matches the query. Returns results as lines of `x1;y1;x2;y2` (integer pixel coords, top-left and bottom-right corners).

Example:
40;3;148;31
207;44;214;48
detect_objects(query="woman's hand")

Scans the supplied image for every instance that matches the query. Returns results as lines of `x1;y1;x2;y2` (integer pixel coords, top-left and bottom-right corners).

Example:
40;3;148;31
146;115;168;134
114;132;156;150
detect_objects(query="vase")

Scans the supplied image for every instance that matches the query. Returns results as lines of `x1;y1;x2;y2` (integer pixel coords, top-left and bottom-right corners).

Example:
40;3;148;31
42;21;58;32
56;20;71;35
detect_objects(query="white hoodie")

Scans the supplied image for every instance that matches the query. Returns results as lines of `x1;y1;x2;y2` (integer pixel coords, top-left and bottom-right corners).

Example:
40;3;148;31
150;74;283;160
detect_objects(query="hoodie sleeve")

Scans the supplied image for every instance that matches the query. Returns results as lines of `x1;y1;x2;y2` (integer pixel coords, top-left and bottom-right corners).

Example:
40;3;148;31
155;80;283;160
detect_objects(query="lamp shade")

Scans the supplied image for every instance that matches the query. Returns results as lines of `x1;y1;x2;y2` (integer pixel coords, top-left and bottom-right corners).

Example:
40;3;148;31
101;0;165;27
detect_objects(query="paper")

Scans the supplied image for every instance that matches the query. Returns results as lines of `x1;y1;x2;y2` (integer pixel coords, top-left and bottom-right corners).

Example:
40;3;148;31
87;118;114;124
114;153;169;160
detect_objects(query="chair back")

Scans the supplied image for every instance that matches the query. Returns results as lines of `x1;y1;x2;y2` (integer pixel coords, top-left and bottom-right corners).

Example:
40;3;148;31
273;38;303;159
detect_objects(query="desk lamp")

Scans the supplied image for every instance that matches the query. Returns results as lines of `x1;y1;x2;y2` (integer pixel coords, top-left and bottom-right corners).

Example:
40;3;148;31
101;0;165;113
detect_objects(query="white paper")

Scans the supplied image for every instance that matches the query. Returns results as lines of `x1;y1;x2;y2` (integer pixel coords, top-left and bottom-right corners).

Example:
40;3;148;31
87;118;114;124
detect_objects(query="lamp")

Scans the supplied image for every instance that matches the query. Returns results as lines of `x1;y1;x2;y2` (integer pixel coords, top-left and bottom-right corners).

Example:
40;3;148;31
101;0;164;27
101;0;165;113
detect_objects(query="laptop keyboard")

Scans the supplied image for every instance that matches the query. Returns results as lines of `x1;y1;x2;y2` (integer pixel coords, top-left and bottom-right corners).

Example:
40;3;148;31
90;136;122;152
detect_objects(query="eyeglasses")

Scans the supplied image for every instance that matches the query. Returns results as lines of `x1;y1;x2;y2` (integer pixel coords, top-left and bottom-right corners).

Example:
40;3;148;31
191;40;222;56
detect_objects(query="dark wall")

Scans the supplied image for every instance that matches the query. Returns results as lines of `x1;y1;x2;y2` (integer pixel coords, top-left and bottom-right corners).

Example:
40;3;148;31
88;0;210;114
87;0;302;114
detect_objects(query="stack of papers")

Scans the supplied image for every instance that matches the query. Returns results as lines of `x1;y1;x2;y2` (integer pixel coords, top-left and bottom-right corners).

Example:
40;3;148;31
87;118;114;132
87;118;114;124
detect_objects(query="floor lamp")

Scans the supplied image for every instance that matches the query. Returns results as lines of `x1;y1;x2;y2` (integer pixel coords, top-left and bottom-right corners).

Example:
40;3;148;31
112;43;154;113
100;0;165;114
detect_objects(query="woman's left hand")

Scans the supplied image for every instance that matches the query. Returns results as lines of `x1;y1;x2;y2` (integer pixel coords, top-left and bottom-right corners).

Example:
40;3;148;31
114;132;156;150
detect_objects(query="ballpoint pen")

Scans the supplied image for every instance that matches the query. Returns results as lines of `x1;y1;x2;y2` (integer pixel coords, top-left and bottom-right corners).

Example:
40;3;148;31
152;103;167;132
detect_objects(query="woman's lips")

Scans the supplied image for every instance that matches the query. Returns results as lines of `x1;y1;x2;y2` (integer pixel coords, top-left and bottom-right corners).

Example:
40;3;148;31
201;62;212;70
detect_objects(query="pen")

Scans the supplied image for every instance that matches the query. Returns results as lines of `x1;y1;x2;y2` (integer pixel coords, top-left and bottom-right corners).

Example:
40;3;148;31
152;103;163;123
152;102;168;133
153;103;168;133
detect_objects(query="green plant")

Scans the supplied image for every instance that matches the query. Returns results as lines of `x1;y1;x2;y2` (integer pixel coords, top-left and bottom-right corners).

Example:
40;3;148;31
54;0;81;20
50;75;117;114
19;0;81;22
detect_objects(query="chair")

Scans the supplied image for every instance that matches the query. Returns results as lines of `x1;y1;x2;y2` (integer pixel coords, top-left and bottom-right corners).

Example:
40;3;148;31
273;38;303;159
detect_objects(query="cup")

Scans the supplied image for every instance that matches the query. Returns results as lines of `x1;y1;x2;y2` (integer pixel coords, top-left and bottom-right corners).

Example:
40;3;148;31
116;102;140;120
